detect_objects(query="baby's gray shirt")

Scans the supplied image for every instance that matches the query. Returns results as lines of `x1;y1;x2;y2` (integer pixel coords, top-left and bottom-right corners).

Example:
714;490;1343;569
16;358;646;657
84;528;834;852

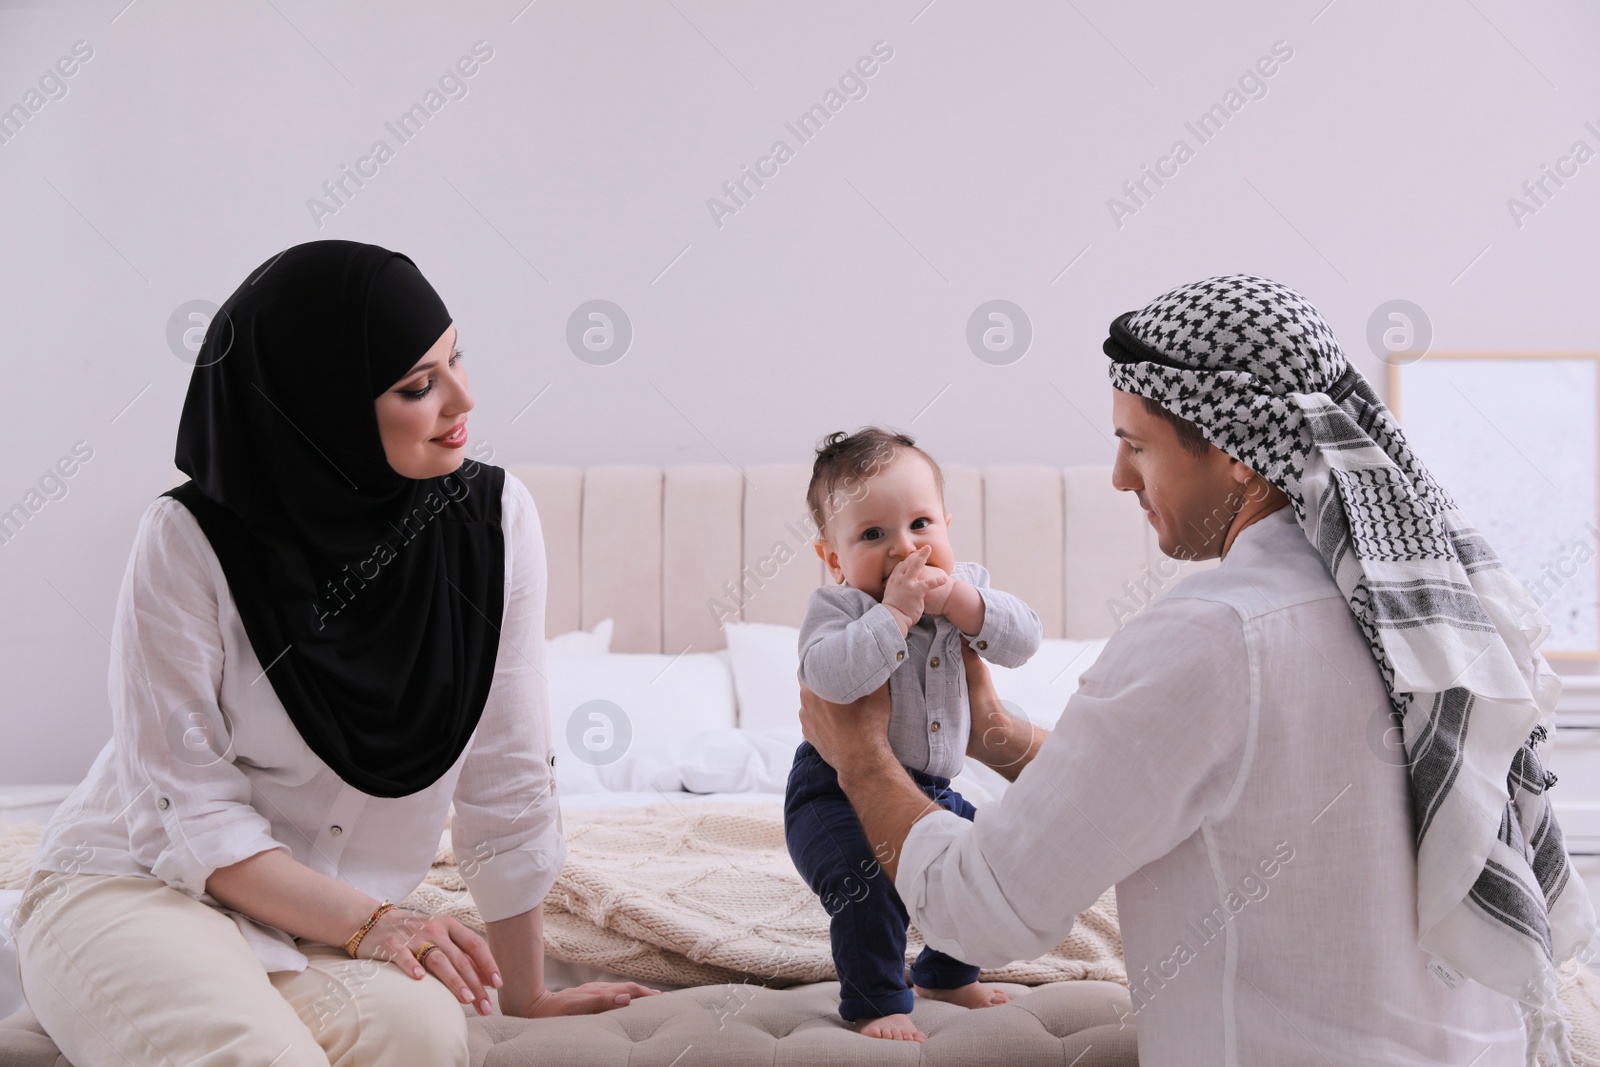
796;561;1043;779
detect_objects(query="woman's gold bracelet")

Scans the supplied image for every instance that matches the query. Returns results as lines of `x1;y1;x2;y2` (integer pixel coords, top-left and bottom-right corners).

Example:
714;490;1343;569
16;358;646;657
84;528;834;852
343;900;394;958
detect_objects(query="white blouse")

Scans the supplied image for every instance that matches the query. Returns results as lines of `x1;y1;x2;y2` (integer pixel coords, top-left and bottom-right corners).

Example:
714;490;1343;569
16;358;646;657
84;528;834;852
31;473;566;972
896;507;1529;1066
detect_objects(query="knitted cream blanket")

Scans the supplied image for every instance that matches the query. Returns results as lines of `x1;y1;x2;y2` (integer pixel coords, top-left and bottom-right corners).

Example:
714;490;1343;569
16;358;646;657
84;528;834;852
399;801;1127;989
5;811;1600;1066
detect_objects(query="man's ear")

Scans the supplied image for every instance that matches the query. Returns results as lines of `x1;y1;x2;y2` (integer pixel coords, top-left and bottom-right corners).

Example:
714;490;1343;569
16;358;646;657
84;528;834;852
1227;457;1258;486
1225;458;1277;506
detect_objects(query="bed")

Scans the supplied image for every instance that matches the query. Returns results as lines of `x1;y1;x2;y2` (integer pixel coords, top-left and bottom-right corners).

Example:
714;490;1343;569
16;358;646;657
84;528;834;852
11;461;1588;1065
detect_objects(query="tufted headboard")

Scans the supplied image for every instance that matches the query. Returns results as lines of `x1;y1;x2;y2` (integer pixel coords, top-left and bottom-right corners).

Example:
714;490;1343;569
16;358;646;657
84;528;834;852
506;464;1216;655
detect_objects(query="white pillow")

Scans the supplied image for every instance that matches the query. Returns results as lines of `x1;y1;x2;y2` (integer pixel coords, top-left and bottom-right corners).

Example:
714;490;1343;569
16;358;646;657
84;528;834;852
545;618;614;657
596;725;803;794
723;620;1107;734
987;638;1108;730
957;640;1105;801
722;621;802;732
546;648;737;793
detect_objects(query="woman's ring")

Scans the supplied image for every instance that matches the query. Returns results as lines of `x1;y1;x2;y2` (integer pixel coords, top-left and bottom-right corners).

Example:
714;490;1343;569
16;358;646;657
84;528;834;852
414;941;439;964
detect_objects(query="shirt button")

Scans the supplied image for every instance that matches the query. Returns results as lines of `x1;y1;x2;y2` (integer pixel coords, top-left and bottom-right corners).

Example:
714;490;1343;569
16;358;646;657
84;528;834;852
930;721;941;732
895;650;905;661
930;656;941;668
975;639;988;650
330;825;343;836
156;796;170;811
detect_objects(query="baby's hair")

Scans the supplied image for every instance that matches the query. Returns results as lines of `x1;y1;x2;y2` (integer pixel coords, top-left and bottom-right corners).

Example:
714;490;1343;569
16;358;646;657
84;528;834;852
806;426;945;539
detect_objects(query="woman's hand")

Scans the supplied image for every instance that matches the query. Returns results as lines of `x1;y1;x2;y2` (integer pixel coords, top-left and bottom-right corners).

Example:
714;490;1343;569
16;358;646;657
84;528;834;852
359;908;502;1016
508;981;664;1019
961;637;1047;781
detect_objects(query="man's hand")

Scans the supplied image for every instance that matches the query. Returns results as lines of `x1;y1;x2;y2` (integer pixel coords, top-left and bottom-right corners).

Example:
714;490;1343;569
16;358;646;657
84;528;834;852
798;679;896;776
797;679;939;883
961;637;1048;782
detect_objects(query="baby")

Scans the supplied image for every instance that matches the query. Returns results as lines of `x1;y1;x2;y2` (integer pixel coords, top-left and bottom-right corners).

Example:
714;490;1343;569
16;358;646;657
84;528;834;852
784;427;1044;1042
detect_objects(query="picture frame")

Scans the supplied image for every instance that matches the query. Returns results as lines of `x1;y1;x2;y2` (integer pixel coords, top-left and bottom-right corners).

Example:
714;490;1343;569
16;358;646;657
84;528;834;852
1387;353;1600;661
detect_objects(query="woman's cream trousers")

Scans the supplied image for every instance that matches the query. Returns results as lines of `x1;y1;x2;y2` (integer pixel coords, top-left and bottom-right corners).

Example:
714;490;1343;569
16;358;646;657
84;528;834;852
13;869;469;1066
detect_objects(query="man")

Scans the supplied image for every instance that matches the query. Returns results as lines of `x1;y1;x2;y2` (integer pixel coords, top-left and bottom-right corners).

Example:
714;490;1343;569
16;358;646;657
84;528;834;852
799;275;1594;1065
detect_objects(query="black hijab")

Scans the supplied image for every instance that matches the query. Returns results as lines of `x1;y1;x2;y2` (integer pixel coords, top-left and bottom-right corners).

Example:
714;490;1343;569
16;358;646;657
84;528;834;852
165;240;506;798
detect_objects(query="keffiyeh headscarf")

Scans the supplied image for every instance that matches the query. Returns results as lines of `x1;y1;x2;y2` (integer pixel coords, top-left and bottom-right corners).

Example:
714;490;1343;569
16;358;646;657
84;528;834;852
1104;274;1595;1065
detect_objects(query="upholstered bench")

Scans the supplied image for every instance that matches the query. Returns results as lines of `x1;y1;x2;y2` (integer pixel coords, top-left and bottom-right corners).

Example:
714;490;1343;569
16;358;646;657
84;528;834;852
0;980;1138;1066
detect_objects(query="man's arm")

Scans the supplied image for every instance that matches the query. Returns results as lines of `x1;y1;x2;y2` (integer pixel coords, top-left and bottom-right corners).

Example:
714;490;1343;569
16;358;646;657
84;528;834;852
795;643;1051;882
797;681;939;883
961;639;1047;782
805;595;1253;968
796;650;1046;879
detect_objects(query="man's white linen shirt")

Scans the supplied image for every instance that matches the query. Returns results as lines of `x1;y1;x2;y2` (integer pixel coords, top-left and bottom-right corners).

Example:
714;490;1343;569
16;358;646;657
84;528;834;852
30;473;565;972
895;506;1525;1066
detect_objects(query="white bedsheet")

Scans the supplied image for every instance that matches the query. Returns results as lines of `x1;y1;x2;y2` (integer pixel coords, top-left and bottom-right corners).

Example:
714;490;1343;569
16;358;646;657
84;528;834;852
0;888;21;1021
574;727;1011;807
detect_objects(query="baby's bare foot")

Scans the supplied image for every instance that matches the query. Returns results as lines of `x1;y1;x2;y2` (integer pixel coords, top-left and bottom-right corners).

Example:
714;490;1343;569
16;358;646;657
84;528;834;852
856;1013;927;1041
914;982;1010;1009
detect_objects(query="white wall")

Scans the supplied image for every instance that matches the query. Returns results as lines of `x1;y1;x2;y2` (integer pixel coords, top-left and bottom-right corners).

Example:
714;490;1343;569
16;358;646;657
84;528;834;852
2;0;1597;782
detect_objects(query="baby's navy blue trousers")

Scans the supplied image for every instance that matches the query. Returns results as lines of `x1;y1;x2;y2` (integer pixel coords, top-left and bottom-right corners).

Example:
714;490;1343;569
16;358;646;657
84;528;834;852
783;740;981;1021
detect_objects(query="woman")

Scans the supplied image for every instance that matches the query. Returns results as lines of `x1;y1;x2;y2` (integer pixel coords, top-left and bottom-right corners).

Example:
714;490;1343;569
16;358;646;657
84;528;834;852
13;241;657;1065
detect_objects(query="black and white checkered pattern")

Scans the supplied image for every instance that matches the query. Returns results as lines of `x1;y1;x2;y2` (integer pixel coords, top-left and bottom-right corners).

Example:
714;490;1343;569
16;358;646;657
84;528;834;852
1108;274;1594;1065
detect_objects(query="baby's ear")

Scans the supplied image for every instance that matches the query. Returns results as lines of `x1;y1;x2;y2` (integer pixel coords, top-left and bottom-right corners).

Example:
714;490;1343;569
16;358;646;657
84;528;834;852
812;541;828;561
945;512;953;528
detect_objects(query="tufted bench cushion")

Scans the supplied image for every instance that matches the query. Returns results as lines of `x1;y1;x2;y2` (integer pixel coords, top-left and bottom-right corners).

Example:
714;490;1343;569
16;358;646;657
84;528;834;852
0;980;1138;1066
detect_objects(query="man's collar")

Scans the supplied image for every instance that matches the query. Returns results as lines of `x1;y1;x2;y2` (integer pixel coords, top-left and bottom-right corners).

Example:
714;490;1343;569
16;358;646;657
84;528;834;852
1221;501;1296;559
